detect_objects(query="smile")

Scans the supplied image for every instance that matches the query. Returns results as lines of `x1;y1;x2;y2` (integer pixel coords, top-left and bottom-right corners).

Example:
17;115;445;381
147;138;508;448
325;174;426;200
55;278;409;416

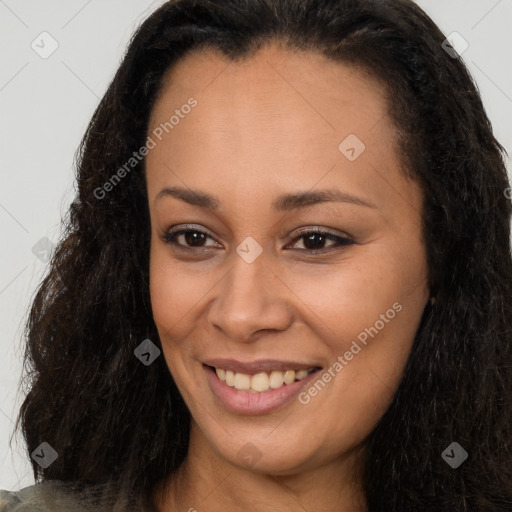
203;363;322;415
214;367;317;393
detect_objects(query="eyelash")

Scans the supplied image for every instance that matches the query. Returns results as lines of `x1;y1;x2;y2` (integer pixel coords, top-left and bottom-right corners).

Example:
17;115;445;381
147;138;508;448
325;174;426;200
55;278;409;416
161;225;355;254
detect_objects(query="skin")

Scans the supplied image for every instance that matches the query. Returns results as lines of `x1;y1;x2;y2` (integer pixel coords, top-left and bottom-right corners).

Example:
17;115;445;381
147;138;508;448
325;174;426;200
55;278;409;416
146;42;430;512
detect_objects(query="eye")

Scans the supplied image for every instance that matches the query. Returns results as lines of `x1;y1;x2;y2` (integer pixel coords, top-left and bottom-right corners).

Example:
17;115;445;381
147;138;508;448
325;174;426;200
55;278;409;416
162;224;355;253
286;228;355;253
162;225;219;250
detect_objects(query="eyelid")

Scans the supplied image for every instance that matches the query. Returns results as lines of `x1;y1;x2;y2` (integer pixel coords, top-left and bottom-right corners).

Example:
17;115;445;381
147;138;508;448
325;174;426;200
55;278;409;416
285;228;354;252
162;223;221;247
289;226;354;242
162;223;355;253
165;223;215;238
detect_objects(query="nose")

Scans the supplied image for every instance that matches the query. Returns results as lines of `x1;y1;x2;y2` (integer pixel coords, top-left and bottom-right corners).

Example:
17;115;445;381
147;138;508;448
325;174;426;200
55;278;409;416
206;250;293;343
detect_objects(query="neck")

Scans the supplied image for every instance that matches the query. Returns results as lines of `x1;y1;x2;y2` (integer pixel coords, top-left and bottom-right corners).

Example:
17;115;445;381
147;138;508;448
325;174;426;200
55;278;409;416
152;422;368;512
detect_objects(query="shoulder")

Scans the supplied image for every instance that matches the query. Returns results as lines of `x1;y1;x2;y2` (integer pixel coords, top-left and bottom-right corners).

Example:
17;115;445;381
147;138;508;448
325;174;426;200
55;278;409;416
1;480;95;511
0;480;155;511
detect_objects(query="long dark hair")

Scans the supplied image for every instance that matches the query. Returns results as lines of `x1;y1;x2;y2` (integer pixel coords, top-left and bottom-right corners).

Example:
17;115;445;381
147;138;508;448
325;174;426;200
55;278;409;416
12;0;512;510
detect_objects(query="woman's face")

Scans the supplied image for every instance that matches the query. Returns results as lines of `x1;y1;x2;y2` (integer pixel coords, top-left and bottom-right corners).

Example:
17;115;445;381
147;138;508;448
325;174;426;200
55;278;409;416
146;44;430;475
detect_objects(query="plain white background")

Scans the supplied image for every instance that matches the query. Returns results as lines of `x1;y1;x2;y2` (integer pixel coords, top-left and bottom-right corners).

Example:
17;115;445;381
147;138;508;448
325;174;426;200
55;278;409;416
1;0;511;491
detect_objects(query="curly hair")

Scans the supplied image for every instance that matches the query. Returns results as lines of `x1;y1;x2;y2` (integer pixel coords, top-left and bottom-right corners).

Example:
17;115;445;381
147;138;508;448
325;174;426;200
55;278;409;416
11;0;512;510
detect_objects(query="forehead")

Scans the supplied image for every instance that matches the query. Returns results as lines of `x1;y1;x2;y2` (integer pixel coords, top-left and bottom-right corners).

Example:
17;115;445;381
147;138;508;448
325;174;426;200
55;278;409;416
145;44;420;216
150;43;388;131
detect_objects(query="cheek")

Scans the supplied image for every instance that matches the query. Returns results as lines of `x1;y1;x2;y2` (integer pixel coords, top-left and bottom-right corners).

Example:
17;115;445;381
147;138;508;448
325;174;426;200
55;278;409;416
149;244;208;338
299;248;428;428
149;249;205;397
278;241;427;345
287;240;428;410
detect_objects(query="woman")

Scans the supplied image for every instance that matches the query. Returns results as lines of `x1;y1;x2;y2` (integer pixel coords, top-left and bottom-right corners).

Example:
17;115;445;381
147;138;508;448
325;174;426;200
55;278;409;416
2;0;511;510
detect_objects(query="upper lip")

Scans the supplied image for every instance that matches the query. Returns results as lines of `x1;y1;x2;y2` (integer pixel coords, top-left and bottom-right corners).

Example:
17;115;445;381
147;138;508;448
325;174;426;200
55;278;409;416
203;358;322;375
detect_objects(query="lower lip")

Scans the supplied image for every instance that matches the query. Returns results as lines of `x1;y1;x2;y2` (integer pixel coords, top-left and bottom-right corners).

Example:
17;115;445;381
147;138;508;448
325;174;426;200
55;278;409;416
203;364;321;415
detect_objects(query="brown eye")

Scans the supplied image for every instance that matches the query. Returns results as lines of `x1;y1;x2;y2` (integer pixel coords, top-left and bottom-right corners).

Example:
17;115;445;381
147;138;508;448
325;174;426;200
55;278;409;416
162;225;354;254
162;226;219;249
178;230;207;247
288;230;354;252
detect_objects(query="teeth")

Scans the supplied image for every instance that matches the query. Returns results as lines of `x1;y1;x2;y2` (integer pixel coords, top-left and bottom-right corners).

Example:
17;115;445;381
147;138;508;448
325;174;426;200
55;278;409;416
234;372;251;390
283;370;295;385
251;372;269;392
214;367;316;393
295;369;309;380
269;371;284;389
225;370;235;387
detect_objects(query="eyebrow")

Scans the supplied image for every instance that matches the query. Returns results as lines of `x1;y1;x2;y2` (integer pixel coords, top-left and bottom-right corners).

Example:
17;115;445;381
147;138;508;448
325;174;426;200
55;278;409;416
154;186;377;211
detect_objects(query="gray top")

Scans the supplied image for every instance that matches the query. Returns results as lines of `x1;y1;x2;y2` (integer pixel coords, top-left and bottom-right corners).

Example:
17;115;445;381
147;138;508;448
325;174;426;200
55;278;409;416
0;480;156;511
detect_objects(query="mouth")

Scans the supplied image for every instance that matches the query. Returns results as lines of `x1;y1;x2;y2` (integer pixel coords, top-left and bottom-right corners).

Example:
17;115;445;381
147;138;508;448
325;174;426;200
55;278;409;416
205;364;320;393
202;361;323;415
